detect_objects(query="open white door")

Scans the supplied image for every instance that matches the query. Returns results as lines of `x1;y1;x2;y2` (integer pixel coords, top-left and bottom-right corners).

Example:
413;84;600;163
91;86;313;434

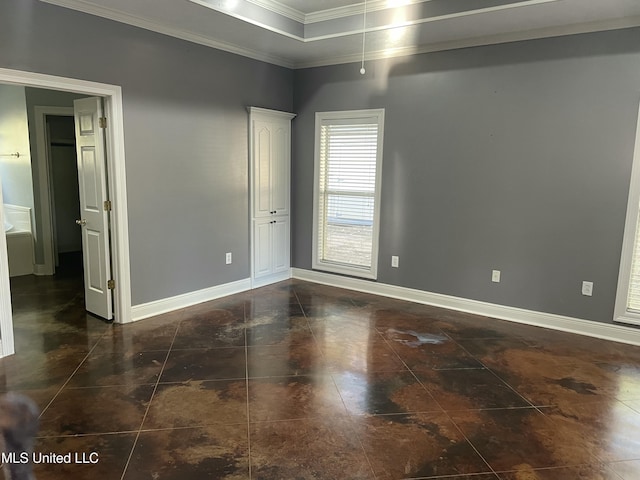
74;97;113;320
0;179;15;357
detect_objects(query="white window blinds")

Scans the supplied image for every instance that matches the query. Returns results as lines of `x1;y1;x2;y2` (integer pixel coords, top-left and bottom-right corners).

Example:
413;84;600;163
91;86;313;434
627;209;640;312
313;110;384;279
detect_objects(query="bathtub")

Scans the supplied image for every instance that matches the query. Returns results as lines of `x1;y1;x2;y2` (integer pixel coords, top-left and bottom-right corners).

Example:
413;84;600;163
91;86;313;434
3;204;34;277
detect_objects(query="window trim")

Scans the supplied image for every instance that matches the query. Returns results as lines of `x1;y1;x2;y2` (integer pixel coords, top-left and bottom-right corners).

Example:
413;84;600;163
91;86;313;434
312;108;385;280
614;102;640;325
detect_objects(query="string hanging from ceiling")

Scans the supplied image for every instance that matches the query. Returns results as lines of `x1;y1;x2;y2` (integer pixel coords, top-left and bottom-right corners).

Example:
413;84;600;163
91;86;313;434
360;0;367;74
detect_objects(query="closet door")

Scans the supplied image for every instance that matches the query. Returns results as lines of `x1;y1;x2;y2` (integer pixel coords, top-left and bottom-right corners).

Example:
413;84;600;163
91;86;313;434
272;216;290;275
252;118;290;218
253;218;272;279
270;122;289;217
253;120;273;219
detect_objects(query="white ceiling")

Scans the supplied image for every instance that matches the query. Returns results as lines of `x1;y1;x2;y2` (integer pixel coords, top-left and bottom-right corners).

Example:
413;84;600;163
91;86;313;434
40;0;640;69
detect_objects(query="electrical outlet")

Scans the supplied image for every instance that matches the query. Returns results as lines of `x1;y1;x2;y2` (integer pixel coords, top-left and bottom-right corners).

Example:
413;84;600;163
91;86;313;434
225;252;232;265
391;256;399;268
492;270;501;283
582;281;593;297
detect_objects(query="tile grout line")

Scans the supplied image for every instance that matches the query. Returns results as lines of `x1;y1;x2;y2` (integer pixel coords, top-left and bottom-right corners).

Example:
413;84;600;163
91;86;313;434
492;464;625;480
119;311;183;480
534;397;630;469
376;331;499;477
604;462;630;480
38;328;110;418
411;373;499;478
446;334;621;450
448;337;540;411
387;331;626;477
293;286;379;480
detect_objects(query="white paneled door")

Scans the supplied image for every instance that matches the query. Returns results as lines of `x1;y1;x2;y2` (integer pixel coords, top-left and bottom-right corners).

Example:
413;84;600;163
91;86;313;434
253;218;273;280
272;216;290;274
252;216;291;282
74;97;113;320
253;119;289;218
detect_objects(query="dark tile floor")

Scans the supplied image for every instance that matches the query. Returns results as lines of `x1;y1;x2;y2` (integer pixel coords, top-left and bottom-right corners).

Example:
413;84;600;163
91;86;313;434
4;263;640;479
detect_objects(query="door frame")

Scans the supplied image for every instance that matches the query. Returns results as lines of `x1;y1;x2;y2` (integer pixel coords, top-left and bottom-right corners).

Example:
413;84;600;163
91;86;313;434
0;67;133;357
33;106;75;275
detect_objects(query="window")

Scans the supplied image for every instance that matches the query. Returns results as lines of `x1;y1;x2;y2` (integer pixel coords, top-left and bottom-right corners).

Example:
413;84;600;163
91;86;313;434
312;109;385;279
615;208;640;325
616;209;640;325
615;108;640;325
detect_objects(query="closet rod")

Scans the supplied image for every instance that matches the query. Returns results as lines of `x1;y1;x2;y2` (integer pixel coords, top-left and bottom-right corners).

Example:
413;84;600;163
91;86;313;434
0;152;20;158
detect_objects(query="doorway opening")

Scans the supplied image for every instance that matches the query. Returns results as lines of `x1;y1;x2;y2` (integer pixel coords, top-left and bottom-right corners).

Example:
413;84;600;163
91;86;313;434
43;113;82;272
0;68;132;358
14;112;86;341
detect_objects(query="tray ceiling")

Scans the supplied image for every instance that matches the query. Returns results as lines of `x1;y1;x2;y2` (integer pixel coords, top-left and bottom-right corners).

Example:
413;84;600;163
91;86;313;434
40;0;640;68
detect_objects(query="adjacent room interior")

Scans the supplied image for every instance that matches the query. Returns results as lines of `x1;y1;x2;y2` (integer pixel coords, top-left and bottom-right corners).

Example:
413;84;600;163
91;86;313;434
3;0;640;478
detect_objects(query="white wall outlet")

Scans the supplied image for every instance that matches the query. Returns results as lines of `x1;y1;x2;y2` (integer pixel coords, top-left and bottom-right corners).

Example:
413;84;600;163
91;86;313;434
391;256;399;268
225;252;232;265
582;281;593;296
492;270;501;283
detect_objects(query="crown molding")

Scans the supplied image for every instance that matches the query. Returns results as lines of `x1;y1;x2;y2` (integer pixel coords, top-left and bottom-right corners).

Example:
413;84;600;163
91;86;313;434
304;0;560;42
294;0;556;25
304;0;424;24
293;14;640;68
188;0;304;41
245;0;426;24
247;0;306;23
39;0;296;68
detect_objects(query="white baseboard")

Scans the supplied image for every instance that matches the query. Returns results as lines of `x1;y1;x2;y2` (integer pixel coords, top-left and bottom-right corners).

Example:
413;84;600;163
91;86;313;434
131;278;252;322
292;268;640;347
251;269;292;289
127;268;640;347
33;264;53;276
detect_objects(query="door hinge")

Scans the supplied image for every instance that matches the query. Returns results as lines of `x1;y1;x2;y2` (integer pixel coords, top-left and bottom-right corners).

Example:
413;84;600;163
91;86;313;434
99;117;107;129
107;279;115;290
104;200;112;211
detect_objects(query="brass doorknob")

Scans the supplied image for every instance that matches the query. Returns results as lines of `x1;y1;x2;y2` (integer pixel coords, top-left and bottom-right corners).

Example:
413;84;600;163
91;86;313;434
75;219;87;226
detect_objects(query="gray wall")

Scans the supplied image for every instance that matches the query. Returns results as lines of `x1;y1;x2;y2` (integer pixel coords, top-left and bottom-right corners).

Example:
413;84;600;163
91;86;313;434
292;29;640;324
1;0;293;305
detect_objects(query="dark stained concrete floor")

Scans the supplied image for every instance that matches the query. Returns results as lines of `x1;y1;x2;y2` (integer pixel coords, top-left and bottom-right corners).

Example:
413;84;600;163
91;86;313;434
3;262;640;479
